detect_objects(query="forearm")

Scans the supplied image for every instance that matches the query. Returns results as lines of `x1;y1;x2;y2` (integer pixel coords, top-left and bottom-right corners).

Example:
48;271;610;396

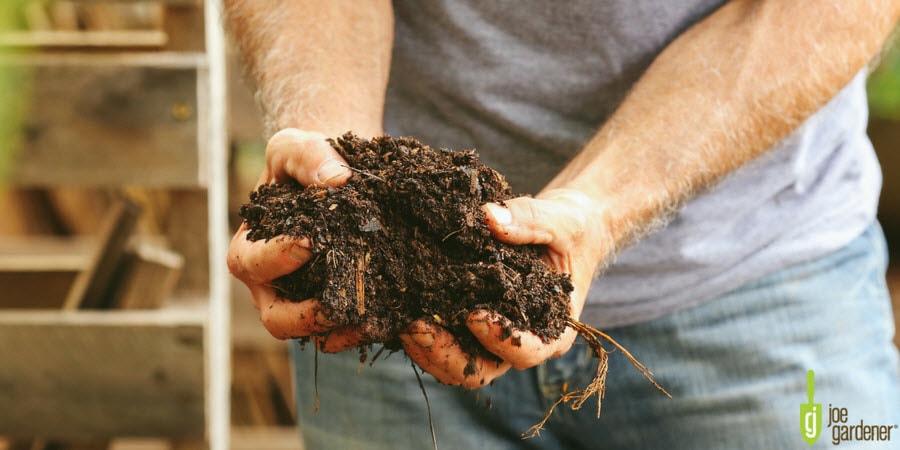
224;0;394;138
547;0;900;258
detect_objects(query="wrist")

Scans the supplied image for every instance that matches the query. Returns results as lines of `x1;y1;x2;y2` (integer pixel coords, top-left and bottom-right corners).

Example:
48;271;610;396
534;188;617;274
545;138;681;262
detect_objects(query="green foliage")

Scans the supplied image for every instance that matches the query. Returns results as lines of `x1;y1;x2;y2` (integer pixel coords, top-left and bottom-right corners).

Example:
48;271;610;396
0;1;30;183
868;34;900;121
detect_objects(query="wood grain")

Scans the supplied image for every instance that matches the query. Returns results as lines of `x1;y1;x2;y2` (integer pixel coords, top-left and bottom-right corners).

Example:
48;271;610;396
0;309;206;439
3;53;205;187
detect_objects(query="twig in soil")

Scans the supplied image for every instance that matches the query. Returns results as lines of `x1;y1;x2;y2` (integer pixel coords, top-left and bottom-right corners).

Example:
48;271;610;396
342;164;387;183
356;253;367;315
441;227;465;242
412;361;439;450
522;318;670;439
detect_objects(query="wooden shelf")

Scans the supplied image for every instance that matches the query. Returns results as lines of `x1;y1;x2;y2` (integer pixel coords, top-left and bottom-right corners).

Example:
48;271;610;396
0;235;92;272
0;30;169;48
0;0;231;448
0;236;91;309
0;308;206;439
1;52;209;188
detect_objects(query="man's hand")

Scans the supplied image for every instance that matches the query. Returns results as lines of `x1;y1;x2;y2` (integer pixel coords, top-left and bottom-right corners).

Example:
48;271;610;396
228;129;366;349
400;189;611;388
230;130;611;387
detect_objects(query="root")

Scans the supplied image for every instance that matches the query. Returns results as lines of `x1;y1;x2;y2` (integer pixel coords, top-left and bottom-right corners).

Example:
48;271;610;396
412;361;439;450
522;318;671;439
342;164;387;183
313;346;321;414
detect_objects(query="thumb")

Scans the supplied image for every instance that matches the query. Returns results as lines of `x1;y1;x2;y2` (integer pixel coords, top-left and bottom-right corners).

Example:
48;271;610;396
482;198;558;246
265;128;352;187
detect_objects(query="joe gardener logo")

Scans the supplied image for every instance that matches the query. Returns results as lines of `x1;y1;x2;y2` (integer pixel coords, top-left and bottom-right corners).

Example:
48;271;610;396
801;369;898;446
801;370;822;445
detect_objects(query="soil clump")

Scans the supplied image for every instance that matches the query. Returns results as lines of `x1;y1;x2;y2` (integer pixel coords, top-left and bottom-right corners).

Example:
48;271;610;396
240;133;573;364
240;133;669;436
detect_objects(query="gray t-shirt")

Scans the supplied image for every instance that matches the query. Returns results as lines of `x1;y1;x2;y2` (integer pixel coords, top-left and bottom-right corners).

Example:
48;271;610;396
384;0;881;327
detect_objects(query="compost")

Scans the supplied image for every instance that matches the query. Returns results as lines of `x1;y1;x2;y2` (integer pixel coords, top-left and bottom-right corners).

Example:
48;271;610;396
240;133;669;437
240;133;573;365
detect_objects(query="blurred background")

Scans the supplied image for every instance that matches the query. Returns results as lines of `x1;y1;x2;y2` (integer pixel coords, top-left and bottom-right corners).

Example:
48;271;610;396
0;1;297;449
866;30;900;342
0;1;898;449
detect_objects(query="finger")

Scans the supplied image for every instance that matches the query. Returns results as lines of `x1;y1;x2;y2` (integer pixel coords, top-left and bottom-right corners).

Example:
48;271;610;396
254;286;336;339
400;320;511;389
482;191;594;247
312;324;367;353
227;226;312;284
466;310;577;370
265;128;352;187
482;199;555;246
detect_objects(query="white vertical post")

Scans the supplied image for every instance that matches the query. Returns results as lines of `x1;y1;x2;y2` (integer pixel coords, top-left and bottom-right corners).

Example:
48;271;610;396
204;0;231;449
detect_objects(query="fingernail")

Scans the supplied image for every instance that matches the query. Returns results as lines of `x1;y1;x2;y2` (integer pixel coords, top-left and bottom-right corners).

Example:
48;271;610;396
485;203;511;225
317;160;349;185
289;244;310;263
407;331;434;348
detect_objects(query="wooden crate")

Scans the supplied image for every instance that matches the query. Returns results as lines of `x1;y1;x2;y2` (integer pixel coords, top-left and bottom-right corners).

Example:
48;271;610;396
0;236;90;308
0;309;205;439
0;0;231;448
2;52;208;188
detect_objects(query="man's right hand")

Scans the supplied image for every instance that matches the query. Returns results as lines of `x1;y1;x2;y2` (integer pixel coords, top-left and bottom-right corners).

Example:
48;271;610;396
227;128;365;351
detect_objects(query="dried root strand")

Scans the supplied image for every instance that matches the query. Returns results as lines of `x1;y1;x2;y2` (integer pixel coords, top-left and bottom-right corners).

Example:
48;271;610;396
341;164;387;183
522;318;671;439
412;361;439;450
571;319;670;400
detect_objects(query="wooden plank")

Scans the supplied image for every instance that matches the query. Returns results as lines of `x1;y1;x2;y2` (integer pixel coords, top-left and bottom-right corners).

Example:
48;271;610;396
0;236;92;272
111;242;184;309
89;2;166;30
231;346;294;427
0;272;78;309
161;2;205;52
231;348;280;426
23;2;53;31
261;345;296;420
3;53;205;187
45;188;116;236
77;2;129;30
0;51;206;67
6;439;108;450
0;31;168;48
117;0;201;5
0;309;206;439
230;427;304;450
0;188;66;236
63;197;142;310
166;190;208;295
108;438;179;450
0;236;92;309
202;1;232;446
49;1;80;31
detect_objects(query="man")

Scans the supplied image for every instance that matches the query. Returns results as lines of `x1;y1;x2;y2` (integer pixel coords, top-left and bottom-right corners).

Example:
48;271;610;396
225;1;900;448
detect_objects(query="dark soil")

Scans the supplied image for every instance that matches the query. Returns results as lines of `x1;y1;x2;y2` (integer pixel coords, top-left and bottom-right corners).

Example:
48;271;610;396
240;133;573;367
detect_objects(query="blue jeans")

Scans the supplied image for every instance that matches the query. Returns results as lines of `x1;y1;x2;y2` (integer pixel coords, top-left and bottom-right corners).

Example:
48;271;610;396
291;223;900;449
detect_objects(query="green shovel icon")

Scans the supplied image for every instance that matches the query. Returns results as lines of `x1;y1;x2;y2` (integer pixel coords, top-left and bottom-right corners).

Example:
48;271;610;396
800;369;822;445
